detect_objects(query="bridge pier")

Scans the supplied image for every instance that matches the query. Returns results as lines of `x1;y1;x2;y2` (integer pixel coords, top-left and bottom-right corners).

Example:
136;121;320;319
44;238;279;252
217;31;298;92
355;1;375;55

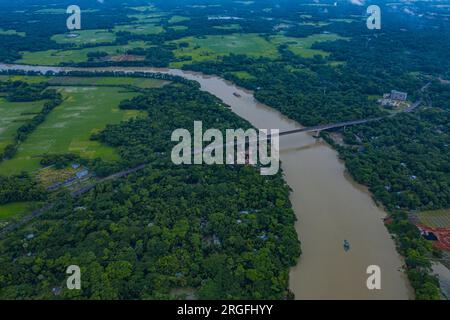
312;130;321;138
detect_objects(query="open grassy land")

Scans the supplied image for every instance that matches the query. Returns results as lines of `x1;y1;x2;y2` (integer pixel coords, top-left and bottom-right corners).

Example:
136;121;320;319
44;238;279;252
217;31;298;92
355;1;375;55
0;99;46;153
417;209;450;228
300;21;330;26
0;75;50;84
168;15;190;24
114;24;164;35
51;30;116;46
16;41;149;65
0;86;145;175
229;71;256;80
213;24;242;30
0;28;25;37
170;32;345;67
270;33;346;58
170;33;279;67
128;13;166;24
168;26;188;31
329;18;359;23
0;202;36;221
0;75;168;89
47;76;168;88
128;5;157;12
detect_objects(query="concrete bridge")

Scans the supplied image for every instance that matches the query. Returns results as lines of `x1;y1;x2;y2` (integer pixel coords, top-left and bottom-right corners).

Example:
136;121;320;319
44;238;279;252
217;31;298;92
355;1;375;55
277;117;384;138
275;90;427;138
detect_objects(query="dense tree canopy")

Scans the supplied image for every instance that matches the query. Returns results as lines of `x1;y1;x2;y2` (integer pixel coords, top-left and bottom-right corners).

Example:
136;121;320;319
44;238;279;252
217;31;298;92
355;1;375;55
0;82;300;299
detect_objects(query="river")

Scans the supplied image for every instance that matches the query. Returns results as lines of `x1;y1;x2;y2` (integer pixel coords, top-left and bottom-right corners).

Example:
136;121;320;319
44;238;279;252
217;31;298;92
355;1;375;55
0;64;413;299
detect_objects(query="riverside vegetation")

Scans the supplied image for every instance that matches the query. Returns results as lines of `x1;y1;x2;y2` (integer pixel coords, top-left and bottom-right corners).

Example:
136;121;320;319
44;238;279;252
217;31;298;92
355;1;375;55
0;0;448;299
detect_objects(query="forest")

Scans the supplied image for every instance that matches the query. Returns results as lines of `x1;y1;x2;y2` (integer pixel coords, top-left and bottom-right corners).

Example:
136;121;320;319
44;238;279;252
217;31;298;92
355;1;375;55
0;174;46;205
0;82;301;299
148;2;448;299
0;0;448;300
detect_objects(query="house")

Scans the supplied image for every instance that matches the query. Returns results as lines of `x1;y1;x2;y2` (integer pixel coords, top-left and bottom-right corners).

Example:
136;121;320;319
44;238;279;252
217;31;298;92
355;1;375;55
76;169;89;179
378;90;409;108
52;287;62;296
71;163;80;169
390;90;408;101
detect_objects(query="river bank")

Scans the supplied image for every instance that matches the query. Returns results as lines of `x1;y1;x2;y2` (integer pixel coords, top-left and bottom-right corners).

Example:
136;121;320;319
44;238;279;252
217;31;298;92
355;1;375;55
0;64;414;299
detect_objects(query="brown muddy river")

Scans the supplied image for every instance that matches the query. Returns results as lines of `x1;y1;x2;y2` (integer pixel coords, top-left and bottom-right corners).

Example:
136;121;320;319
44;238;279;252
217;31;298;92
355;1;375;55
0;64;413;299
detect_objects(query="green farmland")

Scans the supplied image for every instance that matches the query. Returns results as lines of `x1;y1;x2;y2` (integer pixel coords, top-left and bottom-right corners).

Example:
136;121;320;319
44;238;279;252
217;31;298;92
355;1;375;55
47;76;169;88
0;28;25;37
16;41;149;65
0;99;46;153
0;75;50;84
170;32;345;67
51;29;116;45
171;33;279;67
168;15;190;24
114;23;164;35
0;86;145;175
417;209;450;228
0;202;36;221
269;33;346;58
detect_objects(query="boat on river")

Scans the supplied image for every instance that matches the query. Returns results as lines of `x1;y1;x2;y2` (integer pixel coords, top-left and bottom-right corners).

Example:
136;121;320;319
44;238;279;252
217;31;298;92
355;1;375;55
343;240;350;252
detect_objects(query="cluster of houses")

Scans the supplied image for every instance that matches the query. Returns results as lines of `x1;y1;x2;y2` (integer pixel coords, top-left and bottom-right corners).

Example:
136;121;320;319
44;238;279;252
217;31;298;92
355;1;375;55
378;90;409;108
46;163;89;191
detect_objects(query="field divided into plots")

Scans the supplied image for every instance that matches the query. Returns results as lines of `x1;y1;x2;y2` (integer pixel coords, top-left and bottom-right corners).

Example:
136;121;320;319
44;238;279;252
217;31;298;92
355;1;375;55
0;85;147;175
418;209;450;228
0;99;46;154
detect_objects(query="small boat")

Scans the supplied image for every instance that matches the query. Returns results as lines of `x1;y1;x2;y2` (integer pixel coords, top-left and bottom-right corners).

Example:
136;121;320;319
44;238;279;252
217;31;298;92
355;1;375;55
233;92;242;98
343;239;350;252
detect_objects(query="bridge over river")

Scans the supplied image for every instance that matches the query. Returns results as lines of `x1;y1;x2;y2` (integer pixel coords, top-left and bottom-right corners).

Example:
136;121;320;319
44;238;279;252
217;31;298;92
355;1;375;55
278;117;383;137
275;93;425;138
0;63;426;299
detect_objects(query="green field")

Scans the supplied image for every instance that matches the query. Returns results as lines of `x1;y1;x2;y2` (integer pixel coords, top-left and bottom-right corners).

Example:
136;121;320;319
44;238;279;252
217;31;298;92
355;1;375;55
168;15;190;24
0;75;50;83
0;86;145;175
301;21;330;26
229;71;256;80
170;32;345;67
0;28;25;37
114;24;164;35
417;209;450;228
269;33;346;58
47;76;168;88
128;5;157;12
170;33;279;67
51;30;116;45
329;18;358;23
213;24;242;30
0;98;46;153
128;13;166;24
168;26;188;31
0;202;36;221
16;41;149;65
